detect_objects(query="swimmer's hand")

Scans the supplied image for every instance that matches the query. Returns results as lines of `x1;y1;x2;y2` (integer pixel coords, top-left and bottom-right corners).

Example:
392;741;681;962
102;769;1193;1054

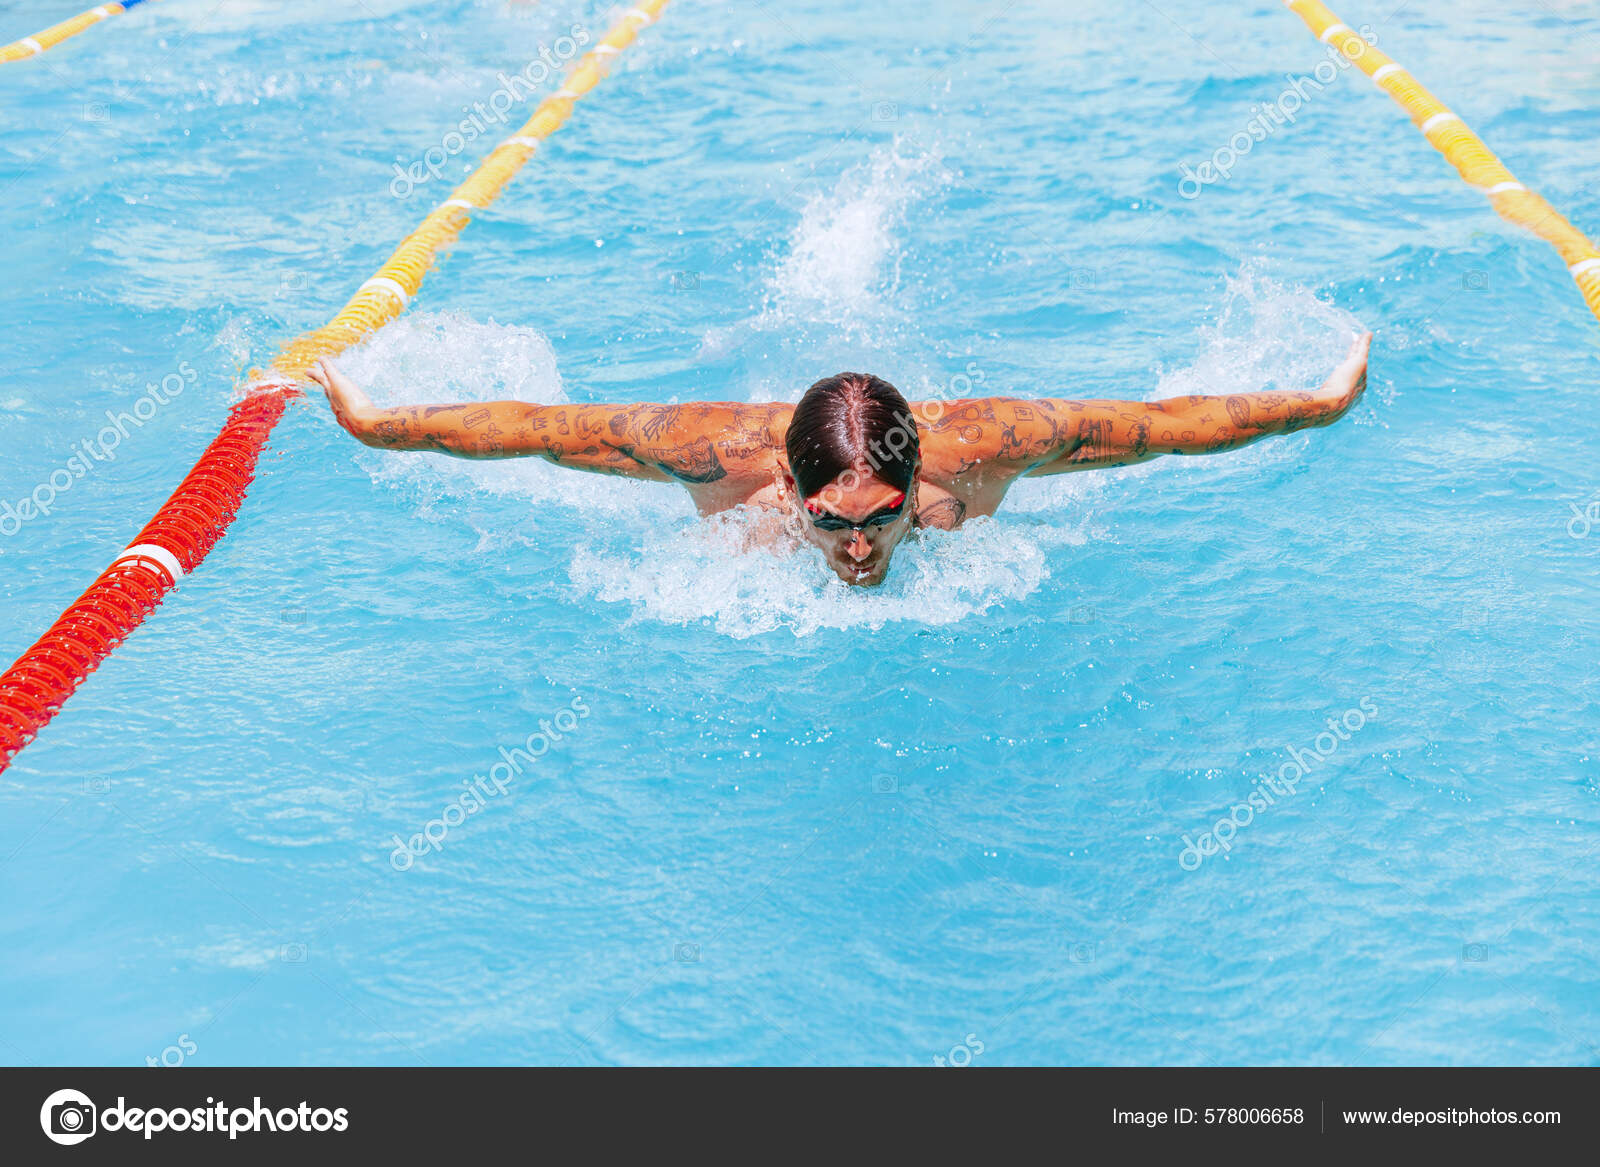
308;359;377;439
1316;331;1372;422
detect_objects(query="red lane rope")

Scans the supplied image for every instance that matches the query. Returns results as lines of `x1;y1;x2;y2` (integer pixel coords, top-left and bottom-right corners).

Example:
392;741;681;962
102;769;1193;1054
0;390;289;766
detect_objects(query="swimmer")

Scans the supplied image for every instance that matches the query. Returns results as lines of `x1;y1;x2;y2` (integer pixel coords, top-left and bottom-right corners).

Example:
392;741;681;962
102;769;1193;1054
309;331;1370;587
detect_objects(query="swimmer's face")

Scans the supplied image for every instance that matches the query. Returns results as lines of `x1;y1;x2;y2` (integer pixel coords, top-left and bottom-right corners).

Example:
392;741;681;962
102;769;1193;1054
786;466;918;587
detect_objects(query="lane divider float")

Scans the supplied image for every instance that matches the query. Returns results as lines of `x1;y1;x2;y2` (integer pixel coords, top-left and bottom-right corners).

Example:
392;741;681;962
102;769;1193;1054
0;0;153;64
1282;0;1600;324
0;0;673;770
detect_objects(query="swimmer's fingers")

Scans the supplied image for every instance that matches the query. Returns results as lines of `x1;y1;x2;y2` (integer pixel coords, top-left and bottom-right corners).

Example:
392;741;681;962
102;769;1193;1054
1347;331;1372;399
316;360;372;409
1321;331;1372;417
306;360;344;423
1335;331;1371;374
309;359;376;438
1347;331;1372;381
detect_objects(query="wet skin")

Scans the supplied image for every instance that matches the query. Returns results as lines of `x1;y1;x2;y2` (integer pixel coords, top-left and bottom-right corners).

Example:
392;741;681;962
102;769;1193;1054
310;332;1372;586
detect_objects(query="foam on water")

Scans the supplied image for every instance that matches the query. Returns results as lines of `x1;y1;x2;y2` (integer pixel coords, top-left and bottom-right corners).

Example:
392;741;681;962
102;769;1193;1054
572;511;1066;639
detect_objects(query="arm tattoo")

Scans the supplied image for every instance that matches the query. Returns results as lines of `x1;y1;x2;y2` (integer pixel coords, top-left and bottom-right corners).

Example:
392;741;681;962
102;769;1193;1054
359;399;774;487
914;376;1353;481
1128;417;1150;457
917;496;966;529
599;406;733;484
646;435;727;484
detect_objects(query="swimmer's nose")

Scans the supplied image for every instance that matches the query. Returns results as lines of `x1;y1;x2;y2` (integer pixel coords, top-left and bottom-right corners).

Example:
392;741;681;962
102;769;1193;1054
845;531;872;561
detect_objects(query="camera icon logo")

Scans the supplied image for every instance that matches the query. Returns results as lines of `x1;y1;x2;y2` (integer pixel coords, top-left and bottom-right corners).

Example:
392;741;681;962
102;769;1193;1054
873;775;898;794
673;941;700;963
1462;942;1489;963
1462;270;1489;291
670;271;700;291
40;1088;96;1146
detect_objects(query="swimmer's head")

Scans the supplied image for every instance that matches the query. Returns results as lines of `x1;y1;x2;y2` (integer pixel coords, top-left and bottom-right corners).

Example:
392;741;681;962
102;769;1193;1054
783;372;920;587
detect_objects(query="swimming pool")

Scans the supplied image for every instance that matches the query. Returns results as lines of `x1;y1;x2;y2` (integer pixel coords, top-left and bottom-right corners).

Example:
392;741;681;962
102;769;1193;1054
2;0;1598;1066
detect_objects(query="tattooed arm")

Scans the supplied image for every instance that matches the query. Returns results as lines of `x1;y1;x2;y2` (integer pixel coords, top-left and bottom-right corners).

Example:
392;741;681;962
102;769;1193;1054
308;359;787;499
926;334;1371;489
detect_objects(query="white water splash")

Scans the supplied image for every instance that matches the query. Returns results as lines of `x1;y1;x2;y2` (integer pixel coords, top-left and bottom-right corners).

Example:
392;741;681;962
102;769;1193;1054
700;142;948;372
1154;263;1365;401
571;510;1064;639
770;145;944;329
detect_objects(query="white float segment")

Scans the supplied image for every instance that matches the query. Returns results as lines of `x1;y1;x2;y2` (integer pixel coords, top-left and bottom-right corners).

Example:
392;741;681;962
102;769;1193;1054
115;544;185;584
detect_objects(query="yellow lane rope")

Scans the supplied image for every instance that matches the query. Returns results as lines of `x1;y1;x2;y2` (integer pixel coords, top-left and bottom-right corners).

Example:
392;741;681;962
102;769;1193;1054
265;0;671;383
1282;0;1600;324
0;0;154;64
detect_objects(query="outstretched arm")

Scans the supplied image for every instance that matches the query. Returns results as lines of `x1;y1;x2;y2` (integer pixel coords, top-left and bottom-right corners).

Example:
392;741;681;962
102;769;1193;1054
308;359;785;491
926;332;1371;481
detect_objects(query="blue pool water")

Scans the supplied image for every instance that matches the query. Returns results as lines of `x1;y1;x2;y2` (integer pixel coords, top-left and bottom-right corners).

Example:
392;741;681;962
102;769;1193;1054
2;0;1599;1066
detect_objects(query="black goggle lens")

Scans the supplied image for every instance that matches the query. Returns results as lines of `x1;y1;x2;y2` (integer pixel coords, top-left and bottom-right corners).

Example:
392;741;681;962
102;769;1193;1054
805;492;906;532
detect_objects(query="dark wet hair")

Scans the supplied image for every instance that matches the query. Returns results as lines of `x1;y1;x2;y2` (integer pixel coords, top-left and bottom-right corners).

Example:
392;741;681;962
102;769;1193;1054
785;373;920;499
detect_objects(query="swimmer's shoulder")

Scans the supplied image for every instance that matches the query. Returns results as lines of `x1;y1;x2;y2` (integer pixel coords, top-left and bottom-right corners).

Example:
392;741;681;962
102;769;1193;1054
913;398;1049;519
665;402;793;514
702;402;792;483
614;400;790;474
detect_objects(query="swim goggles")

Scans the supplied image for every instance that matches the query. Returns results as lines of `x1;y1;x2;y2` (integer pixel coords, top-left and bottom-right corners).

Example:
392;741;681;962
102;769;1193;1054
804;491;907;533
